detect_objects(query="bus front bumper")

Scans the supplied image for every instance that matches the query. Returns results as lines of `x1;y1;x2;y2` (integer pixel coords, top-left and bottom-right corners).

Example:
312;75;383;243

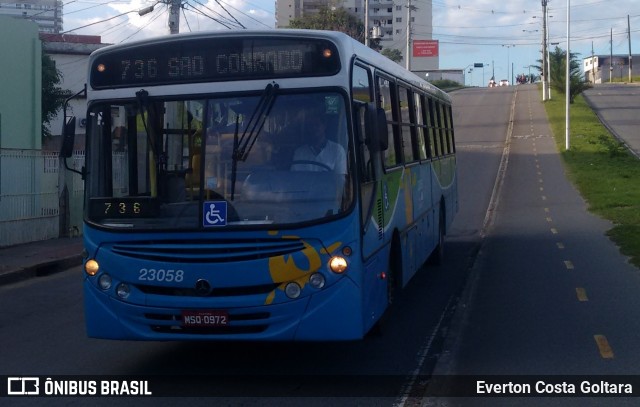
84;276;363;341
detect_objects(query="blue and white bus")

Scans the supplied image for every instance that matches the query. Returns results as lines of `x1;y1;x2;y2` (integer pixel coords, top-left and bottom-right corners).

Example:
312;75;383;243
67;29;457;340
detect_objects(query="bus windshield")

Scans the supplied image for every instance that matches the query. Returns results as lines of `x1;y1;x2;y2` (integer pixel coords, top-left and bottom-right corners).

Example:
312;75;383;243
85;91;352;229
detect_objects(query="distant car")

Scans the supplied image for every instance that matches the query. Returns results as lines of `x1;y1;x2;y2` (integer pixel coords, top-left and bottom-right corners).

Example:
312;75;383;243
499;79;509;86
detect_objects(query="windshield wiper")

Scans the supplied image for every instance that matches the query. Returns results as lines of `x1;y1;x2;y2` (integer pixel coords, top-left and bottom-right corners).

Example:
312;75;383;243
230;82;279;200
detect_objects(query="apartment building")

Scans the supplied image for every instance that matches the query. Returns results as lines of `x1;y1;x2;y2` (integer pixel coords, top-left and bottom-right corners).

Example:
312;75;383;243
0;0;63;33
275;0;438;71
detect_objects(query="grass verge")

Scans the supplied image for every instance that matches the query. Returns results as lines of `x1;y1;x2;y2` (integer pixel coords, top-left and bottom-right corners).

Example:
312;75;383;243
543;92;640;268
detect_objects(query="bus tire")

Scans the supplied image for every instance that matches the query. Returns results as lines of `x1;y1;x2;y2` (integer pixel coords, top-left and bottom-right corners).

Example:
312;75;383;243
387;236;402;305
367;238;402;337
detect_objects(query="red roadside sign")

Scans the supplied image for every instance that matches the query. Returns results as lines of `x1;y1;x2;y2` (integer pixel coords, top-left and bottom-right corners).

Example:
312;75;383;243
413;40;439;57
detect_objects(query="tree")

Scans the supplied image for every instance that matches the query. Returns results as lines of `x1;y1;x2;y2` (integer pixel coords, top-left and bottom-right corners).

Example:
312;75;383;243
544;46;591;103
288;6;365;45
42;53;71;139
381;48;403;63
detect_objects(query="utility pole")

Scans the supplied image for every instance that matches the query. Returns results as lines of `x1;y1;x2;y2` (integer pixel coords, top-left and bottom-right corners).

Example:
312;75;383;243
168;0;181;34
565;0;570;150
628;14;633;83
610;28;613;83
592;41;596;84
406;0;412;70
365;0;369;47
542;0;548;101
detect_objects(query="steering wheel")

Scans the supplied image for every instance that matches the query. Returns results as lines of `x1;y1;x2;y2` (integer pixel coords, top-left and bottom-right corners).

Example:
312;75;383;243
290;160;332;172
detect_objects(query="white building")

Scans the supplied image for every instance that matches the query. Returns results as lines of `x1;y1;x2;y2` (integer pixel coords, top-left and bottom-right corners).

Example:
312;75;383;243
275;0;438;71
0;0;63;33
41;34;108;149
583;54;640;84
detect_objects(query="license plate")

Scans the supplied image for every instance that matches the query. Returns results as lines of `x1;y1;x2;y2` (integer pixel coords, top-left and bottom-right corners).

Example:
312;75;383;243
181;310;229;327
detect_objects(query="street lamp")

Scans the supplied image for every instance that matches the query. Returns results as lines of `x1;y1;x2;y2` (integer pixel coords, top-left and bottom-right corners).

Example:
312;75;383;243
502;45;515;85
524;65;534;82
463;64;473;86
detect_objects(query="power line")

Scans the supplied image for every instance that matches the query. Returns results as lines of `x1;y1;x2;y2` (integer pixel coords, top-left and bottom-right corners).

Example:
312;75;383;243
118;6;165;43
185;2;235;29
216;0;272;29
60;8;140;34
189;0;242;28
215;0;245;29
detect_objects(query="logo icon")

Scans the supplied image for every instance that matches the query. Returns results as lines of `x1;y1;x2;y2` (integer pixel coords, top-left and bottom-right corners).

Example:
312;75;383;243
7;377;40;395
203;201;227;227
194;279;212;296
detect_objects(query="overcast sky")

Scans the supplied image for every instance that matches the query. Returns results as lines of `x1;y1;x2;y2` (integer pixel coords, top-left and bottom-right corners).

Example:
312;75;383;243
62;0;639;87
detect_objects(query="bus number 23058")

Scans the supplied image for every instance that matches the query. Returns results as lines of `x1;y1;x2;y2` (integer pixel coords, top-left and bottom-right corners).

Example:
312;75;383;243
138;268;184;282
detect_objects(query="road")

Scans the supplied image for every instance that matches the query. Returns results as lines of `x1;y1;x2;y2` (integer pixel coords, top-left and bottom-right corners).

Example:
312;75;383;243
3;84;635;406
430;84;640;406
583;83;640;158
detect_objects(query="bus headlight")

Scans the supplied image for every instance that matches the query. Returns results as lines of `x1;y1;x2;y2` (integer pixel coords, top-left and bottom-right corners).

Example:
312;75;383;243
309;273;326;289
328;256;348;274
284;282;301;299
98;274;112;290
116;283;130;299
85;259;99;276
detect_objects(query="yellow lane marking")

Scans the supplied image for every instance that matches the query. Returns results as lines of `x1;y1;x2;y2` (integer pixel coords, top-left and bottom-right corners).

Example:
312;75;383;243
557;242;565;249
551;228;558;234
546;217;553;222
544;207;550;213
576;288;588;302
594;335;615;359
564;260;574;270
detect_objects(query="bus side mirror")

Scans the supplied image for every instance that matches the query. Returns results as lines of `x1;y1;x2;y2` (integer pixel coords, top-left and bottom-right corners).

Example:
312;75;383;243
60;116;76;158
365;103;389;152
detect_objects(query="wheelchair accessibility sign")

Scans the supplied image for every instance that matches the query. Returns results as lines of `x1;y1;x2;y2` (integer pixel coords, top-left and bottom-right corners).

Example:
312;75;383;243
203;201;227;227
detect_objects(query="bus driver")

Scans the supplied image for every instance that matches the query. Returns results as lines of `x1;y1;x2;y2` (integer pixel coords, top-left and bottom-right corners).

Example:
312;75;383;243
290;116;347;174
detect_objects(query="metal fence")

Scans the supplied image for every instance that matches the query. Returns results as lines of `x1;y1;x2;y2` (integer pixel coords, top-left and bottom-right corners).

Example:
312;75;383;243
0;148;84;247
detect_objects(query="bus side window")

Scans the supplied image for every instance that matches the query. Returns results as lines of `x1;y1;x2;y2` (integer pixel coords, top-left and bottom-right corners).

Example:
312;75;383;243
436;101;448;155
398;85;415;163
352;64;375;182
377;75;400;168
414;93;428;160
426;98;438;158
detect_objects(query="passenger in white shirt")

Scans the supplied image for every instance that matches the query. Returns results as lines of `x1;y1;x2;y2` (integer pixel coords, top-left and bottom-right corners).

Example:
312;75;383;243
290;116;347;174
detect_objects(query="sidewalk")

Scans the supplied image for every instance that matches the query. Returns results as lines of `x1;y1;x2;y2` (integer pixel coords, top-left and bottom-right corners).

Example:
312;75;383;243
0;236;84;285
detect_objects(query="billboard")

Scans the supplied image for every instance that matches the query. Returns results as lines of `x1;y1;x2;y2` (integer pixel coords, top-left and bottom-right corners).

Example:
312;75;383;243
413;40;439;57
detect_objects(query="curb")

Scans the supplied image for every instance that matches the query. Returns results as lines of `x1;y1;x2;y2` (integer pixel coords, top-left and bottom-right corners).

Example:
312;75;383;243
0;254;83;286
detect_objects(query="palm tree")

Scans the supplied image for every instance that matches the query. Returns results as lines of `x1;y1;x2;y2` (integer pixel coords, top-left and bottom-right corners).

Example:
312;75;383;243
547;46;591;103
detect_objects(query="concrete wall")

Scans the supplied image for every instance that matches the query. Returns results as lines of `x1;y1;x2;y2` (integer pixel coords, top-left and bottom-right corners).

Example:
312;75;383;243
0;16;42;150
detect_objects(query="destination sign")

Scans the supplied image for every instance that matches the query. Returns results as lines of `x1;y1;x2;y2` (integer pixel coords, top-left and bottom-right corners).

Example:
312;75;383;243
90;37;341;89
88;197;159;219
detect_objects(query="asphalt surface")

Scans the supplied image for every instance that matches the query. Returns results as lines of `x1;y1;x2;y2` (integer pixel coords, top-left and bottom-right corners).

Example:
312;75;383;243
583;83;640;158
